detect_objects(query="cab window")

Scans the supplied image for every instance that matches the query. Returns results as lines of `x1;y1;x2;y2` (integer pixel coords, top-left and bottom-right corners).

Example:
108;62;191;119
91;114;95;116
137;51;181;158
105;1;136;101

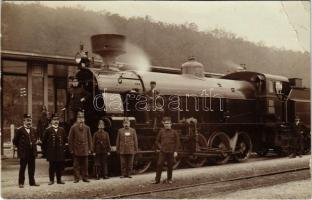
275;81;283;94
268;80;274;93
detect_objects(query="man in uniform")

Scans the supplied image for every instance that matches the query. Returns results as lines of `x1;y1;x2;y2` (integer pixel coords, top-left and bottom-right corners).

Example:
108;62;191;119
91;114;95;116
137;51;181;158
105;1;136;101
289;117;306;158
68;78;90;124
13;114;40;188
116;118;138;178
145;81;163;128
68;111;93;182
92;119;111;179
42;113;66;185
153;116;180;184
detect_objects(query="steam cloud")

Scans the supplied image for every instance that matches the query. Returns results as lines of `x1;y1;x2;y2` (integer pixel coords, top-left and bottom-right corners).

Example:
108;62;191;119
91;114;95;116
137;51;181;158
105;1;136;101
118;42;152;72
224;60;244;73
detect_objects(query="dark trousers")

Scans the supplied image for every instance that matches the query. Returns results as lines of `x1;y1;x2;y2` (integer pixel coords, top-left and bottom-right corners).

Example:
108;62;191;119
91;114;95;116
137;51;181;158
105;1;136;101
120;154;134;177
19;157;36;185
73;156;88;180
292;135;304;156
95;154;108;177
49;161;64;182
155;152;174;182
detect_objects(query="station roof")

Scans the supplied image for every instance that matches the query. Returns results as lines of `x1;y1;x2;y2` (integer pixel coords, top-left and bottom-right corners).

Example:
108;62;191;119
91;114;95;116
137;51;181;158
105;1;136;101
0;50;95;66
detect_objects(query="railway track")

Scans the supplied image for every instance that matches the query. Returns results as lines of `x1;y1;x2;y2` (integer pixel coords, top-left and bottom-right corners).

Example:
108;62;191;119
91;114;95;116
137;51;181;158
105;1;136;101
103;166;310;199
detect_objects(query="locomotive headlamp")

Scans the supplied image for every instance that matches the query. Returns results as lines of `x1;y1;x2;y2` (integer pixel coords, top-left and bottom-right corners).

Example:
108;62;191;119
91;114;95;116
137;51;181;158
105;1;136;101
75;52;82;64
75;43;90;67
75;51;91;68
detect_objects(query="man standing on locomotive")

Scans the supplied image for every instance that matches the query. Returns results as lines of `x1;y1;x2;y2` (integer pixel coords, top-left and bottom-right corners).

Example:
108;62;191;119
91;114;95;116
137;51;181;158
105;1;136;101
153;116;180;184
42;113;66;185
145;81;163;128
68;111;93;183
116;118;138;178
13;114;40;188
289;117;306;158
68;78;90;124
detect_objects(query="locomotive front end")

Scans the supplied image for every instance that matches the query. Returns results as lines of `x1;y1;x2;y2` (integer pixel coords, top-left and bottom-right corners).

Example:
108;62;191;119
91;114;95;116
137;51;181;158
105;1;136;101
68;34;145;139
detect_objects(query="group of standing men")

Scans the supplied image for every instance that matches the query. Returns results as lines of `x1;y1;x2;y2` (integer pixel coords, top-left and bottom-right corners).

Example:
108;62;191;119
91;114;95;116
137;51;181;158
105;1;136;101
13;108;180;188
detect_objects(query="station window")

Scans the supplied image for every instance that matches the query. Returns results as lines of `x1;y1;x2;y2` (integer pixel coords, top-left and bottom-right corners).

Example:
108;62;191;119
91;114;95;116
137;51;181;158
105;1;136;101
48;64;75;77
2;75;27;142
2;60;27;74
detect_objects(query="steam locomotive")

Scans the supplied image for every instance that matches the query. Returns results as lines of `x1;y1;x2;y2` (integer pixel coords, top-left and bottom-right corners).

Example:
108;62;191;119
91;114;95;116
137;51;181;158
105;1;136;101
66;34;310;174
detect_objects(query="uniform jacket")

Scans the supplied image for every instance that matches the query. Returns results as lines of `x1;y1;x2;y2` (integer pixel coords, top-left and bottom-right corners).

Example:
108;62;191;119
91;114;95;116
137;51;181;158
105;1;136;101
92;130;111;154
68;123;92;156
145;89;160;99
294;122;307;137
13;126;38;159
145;89;162;111
116;127;138;155
68;87;90;112
42;126;66;162
155;128;180;153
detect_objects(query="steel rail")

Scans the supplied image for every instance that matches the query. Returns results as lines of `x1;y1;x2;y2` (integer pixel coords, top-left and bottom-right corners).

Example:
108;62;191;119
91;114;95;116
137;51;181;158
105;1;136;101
102;166;310;199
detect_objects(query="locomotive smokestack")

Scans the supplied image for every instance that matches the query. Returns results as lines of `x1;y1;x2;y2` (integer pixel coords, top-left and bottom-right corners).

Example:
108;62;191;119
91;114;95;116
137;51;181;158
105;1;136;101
91;34;126;70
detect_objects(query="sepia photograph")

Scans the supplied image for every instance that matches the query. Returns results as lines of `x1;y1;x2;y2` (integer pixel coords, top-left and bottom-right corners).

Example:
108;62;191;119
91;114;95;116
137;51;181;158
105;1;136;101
1;1;311;199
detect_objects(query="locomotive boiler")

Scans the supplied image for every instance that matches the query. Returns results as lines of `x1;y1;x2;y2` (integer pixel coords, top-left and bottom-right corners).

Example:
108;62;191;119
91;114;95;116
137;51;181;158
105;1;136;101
66;34;311;174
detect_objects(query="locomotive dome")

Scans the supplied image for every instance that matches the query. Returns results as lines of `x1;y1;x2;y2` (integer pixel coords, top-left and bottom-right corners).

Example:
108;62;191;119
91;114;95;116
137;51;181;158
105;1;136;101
181;56;205;78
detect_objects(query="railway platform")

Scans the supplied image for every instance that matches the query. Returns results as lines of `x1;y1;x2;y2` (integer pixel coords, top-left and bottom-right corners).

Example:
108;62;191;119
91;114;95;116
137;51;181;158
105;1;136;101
1;148;310;199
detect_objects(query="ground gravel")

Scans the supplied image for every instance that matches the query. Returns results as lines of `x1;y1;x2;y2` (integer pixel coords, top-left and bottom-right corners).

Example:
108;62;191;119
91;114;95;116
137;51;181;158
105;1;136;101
1;150;310;199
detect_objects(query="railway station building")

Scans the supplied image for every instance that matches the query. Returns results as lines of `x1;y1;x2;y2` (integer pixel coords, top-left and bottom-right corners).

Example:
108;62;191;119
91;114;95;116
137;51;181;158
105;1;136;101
1;50;79;155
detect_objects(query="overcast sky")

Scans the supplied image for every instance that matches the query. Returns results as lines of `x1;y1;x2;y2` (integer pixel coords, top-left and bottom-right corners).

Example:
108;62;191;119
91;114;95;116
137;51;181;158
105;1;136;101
15;1;310;52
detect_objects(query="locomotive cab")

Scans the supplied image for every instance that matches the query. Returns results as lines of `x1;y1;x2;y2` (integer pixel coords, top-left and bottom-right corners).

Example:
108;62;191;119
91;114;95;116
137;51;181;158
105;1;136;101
223;71;290;123
223;71;310;155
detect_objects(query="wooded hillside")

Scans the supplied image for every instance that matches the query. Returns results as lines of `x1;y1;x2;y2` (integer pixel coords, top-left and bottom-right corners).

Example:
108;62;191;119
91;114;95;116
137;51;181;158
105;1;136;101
2;2;310;85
